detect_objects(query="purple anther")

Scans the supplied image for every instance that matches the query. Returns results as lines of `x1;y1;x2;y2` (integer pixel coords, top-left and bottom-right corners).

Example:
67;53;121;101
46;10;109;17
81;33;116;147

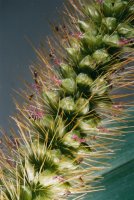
113;103;123;110
96;0;104;3
71;31;83;39
72;134;79;141
53;175;64;182
54;58;61;66
98;126;109;133
52;76;62;86
119;38;133;46
28;105;44;120
79;138;86;143
32;83;41;93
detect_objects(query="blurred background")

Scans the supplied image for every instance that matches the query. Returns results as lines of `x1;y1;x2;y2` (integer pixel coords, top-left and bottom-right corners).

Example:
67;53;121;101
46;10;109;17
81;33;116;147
0;0;63;131
0;0;134;199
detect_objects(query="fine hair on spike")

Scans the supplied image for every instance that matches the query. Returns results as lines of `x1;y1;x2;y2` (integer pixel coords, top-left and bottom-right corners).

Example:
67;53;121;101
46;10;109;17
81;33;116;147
0;0;134;200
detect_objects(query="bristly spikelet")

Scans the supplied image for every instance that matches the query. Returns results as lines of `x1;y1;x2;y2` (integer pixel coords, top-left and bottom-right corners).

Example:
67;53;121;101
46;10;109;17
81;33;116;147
0;0;134;199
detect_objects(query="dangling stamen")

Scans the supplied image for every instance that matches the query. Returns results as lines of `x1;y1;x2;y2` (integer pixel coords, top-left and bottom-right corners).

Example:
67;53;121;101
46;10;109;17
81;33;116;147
98;126;110;133
49;48;61;66
29;94;34;101
54;58;61;66
32;83;41;93
55;26;59;32
119;38;134;46
113;102;123;110
28;105;44;120
71;31;83;39
53;175;64;182
34;70;38;79
72;135;86;143
79;138;86;143
72;134;79;141
52;76;62;86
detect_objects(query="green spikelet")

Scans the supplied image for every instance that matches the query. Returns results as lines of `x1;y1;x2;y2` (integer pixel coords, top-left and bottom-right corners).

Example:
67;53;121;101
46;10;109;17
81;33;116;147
0;0;134;199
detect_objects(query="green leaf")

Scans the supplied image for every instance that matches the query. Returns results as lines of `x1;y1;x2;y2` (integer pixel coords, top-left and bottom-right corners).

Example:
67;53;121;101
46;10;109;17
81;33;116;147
85;109;134;200
87;160;134;200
